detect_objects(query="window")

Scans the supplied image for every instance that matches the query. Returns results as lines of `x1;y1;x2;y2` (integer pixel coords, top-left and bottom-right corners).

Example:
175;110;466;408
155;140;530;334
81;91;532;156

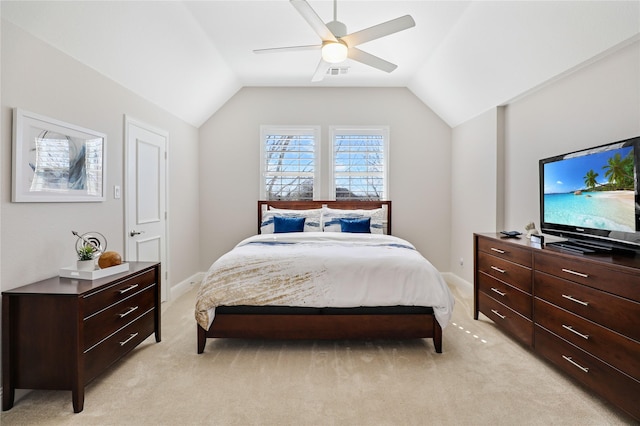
260;126;320;200
330;126;389;200
260;125;389;201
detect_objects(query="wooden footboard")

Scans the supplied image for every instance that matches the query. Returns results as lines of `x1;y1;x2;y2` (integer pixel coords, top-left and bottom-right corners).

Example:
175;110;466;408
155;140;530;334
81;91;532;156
197;313;443;354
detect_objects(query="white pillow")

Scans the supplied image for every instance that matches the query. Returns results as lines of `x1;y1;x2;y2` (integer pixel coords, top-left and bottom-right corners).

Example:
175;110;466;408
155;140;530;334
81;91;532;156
321;207;384;234
260;208;322;234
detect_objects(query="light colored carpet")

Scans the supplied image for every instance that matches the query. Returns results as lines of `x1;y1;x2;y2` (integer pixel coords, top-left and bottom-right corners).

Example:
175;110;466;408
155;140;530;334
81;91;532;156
1;282;633;425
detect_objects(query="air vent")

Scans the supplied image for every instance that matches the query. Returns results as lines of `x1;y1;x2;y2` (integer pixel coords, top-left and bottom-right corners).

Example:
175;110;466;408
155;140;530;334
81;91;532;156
327;67;349;76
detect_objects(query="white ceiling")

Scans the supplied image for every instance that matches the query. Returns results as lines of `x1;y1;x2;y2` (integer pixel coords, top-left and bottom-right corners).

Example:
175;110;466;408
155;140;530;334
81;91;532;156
2;1;639;128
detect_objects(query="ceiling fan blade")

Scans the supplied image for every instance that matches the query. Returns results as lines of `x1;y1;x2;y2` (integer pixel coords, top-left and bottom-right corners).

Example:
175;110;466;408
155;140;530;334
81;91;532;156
347;47;397;73
341;15;415;47
311;59;331;82
290;0;338;42
253;44;320;54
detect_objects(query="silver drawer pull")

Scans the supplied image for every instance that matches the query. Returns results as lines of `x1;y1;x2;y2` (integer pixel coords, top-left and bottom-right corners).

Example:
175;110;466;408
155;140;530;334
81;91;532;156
562;355;589;373
561;294;589;306
561;268;589;278
491;309;506;319
119;306;139;318
490;248;506;254
562;324;589;340
491;287;506;297
119;332;139;346
490;266;506;274
119;283;139;294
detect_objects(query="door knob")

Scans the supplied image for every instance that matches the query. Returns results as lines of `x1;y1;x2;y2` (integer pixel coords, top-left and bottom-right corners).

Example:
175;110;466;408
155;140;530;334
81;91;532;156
130;230;144;237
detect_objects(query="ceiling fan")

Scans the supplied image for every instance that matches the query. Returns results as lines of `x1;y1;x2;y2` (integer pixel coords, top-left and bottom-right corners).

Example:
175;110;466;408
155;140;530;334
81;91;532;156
254;0;416;82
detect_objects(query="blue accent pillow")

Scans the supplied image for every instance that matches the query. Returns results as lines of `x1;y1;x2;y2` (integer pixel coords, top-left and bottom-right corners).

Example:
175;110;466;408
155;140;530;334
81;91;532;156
274;216;306;233
340;217;371;233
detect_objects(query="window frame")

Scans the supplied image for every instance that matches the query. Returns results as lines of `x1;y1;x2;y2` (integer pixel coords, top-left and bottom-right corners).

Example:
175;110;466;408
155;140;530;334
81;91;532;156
259;125;321;200
329;125;390;201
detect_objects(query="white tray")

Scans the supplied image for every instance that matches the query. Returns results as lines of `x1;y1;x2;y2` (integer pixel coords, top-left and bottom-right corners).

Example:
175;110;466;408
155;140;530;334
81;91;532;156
60;262;130;280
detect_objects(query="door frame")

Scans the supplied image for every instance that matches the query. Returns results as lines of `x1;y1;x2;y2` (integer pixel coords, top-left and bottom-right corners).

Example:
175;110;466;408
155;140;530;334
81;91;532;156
123;115;170;302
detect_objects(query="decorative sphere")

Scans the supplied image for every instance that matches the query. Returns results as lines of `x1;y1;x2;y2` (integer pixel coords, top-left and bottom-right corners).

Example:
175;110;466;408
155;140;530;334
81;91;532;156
98;251;122;269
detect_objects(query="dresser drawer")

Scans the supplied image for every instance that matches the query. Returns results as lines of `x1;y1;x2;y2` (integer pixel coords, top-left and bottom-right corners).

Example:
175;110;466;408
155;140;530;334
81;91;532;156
84;309;155;383
535;325;640;420
477;252;532;293
478;272;532;318
83;285;156;350
534;252;640;302
534;271;640;342
82;269;156;316
535;298;640;380
478;291;533;346
477;236;532;267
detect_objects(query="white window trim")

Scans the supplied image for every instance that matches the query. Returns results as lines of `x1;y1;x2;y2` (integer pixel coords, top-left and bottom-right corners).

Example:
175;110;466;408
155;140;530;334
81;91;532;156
259;125;321;200
329;125;390;200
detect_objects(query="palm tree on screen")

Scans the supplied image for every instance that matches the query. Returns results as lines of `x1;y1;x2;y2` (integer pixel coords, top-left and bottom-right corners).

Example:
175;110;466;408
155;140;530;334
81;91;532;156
583;169;599;190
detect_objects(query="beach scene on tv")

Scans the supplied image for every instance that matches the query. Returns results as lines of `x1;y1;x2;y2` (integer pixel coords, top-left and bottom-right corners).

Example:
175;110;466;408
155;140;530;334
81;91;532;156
543;146;636;232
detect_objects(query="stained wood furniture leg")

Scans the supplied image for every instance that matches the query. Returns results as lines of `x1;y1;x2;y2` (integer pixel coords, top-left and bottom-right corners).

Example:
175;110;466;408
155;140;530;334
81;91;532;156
2;296;15;410
197;325;207;353
433;321;443;353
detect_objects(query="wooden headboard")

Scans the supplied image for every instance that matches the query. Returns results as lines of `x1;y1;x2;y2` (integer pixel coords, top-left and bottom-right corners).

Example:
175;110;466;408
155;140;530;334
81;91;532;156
258;200;392;235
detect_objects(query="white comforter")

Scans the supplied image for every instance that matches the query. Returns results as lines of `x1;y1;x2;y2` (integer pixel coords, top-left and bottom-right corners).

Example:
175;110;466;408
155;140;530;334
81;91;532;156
195;232;454;330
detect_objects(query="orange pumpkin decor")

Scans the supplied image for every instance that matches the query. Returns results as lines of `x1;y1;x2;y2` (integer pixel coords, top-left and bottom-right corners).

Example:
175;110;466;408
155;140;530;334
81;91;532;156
98;251;122;269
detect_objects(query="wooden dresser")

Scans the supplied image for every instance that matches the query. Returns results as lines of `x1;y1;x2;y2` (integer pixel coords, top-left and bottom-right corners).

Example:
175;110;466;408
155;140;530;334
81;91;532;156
2;262;161;413
474;234;640;420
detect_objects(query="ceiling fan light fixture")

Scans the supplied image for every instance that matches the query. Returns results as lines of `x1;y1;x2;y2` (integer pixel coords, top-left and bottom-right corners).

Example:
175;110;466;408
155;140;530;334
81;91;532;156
321;41;348;63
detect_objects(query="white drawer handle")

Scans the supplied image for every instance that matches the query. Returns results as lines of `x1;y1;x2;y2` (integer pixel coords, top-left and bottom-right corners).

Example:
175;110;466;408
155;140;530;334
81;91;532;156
119;283;139;294
562;355;589;373
119;332;139;346
119;306;139;318
490;248;505;254
561;294;589;306
561;268;589;278
491;309;506;319
491;287;506;297
490;266;506;274
562;324;589;340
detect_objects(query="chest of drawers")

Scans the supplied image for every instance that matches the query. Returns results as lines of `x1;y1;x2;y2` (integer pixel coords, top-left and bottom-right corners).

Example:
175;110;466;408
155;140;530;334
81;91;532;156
474;233;640;421
533;251;639;420
2;262;161;413
474;235;533;346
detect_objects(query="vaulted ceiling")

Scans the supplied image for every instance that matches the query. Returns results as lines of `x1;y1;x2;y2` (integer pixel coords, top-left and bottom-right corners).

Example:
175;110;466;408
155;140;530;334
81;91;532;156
2;1;639;128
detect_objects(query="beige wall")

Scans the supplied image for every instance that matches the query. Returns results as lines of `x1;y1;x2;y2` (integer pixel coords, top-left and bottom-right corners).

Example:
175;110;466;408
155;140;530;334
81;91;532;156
449;40;640;285
1;20;201;292
198;87;452;272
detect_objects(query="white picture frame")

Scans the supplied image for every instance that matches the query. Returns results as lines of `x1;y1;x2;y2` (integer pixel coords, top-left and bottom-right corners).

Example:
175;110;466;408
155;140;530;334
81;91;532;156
12;108;107;202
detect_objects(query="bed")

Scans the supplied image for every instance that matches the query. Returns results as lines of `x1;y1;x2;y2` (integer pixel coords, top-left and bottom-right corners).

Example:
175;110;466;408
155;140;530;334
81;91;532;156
196;200;454;354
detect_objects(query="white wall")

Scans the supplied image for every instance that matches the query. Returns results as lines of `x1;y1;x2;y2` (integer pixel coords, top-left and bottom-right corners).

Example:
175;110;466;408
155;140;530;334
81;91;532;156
448;40;640;286
504;40;640;231
1;20;201;292
450;107;504;284
198;87;452;272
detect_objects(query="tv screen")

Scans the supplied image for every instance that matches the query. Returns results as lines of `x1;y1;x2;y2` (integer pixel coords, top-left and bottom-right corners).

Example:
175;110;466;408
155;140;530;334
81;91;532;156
539;136;640;252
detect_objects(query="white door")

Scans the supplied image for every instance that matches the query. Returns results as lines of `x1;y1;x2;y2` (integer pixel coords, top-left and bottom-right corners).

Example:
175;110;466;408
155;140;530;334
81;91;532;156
124;116;168;302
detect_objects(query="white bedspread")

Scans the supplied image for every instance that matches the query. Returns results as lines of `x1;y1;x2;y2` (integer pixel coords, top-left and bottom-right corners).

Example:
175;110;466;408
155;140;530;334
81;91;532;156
195;232;454;330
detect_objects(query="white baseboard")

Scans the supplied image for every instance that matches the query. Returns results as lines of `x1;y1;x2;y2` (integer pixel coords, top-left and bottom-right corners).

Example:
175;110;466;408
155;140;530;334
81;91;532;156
169;272;205;302
441;272;473;297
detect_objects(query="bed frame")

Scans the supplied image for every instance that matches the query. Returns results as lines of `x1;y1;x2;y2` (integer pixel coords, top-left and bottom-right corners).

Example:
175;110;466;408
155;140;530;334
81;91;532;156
197;200;443;353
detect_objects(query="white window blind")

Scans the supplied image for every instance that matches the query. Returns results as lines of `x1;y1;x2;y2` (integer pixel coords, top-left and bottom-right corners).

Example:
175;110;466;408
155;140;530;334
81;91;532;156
330;126;389;200
260;126;320;200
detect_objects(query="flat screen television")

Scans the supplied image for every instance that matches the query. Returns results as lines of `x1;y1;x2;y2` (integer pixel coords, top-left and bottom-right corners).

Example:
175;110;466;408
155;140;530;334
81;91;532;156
539;135;640;255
